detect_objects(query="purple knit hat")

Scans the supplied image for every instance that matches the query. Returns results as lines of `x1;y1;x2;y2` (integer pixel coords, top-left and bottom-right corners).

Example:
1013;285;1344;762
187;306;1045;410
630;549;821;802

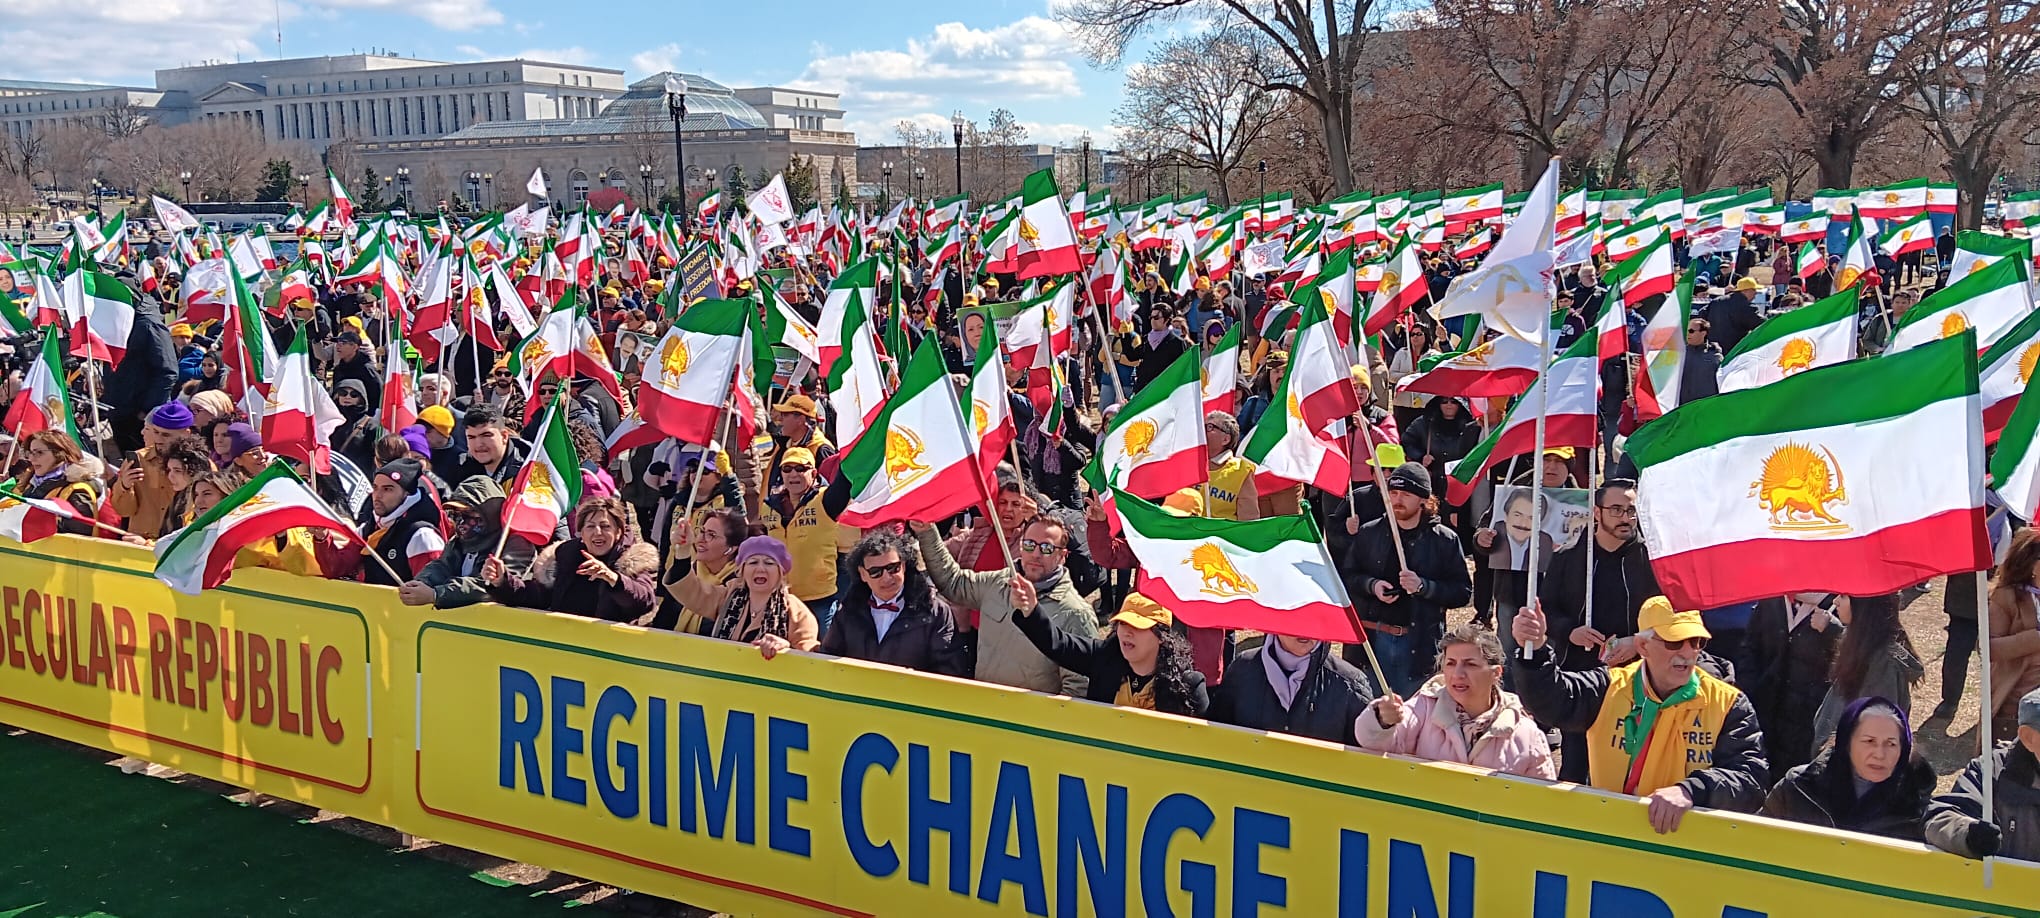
149;402;195;430
398;425;433;458
734;535;792;572
222;422;262;461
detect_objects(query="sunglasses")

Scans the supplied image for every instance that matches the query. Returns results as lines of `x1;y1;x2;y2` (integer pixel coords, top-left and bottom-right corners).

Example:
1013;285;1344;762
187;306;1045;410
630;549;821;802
1652;636;1708;651
781;464;812;473
1017;538;1063;555
862;560;904;577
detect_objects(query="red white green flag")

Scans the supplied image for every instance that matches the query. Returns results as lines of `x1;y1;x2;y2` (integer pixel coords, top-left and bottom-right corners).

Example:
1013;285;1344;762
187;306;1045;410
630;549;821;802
1888;255;2032;355
1979;307;2040;439
262;324;345;474
638;298;750;444
1082;347;1206;500
833;339;995;528
1201;323;1241;415
502;389;585;544
152;460;358;594
1013;169;1083;278
1114;487;1362;643
1632;333;1986;609
3;327;80;443
1445;334;1600;505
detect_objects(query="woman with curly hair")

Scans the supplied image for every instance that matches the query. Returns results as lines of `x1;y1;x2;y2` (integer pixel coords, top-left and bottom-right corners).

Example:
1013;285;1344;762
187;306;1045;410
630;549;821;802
818;530;965;676
483;497;659;622
21;429;106;536
1011;590;1208;716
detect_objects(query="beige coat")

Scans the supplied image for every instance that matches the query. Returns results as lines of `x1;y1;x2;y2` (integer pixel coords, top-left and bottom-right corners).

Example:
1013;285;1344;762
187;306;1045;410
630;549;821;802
1988;585;2040;726
667;573;820;652
916;527;1090;697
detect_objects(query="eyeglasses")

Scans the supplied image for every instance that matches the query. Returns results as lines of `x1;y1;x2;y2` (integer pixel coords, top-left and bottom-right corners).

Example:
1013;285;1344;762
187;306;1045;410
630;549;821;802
1651;635;1708;651
1597;504;1638;518
862;560;904;577
781;464;812;473
1018;538;1063;555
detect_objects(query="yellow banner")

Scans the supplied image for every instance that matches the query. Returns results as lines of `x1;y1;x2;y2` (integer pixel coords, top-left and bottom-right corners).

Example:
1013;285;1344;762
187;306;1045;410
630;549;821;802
2;536;2035;917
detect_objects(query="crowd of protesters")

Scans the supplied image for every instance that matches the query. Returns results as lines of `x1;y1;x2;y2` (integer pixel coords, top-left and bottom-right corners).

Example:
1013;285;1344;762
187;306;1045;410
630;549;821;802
3;212;2036;866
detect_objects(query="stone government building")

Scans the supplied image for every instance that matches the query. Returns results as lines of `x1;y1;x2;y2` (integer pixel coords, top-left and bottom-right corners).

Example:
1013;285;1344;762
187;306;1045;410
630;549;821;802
0;54;857;210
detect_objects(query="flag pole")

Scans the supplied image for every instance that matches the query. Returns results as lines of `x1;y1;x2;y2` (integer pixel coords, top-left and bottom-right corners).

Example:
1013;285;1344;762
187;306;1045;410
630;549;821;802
1521;316;1557;661
940;349;1019;574
1314;511;1392;695
1353;327;1408;571
0;486;140;541
1585;416;1600;662
1089;308;1126;407
1977;566;1997;886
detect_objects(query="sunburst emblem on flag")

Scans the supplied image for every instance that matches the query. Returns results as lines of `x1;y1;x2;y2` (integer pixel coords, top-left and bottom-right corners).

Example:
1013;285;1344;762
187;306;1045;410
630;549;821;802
2021;342;2040;384
1838;266;1862;289
1186;542;1257;597
41;395;64;424
521;335;551;370
1883;191;1902;204
971;400;990;438
1777;338;1816;375
223;492;274;522
526;465;556;504
659;335;690;379
1017;216;1041;249
1749;442;1849;534
1941;312;1970;339
1379;269;1402;297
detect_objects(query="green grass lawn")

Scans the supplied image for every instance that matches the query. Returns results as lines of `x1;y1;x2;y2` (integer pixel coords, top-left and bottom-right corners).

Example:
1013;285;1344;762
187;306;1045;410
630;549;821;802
0;732;580;918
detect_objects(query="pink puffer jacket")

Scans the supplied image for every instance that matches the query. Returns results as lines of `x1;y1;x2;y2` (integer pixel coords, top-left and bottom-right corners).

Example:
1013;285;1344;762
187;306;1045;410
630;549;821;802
1353;677;1557;780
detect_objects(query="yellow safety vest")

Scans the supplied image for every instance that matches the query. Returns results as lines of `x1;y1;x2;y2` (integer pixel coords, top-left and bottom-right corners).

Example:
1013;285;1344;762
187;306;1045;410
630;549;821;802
1204;455;1256;521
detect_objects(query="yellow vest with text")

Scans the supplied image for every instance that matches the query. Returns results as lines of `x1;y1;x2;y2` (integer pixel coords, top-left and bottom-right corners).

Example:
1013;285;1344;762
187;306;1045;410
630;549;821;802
1204;455;1256;521
1585;662;1743;797
761;490;841;602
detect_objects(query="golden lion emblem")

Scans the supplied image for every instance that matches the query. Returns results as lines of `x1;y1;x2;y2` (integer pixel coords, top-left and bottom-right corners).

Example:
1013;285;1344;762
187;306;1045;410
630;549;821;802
521;336;551;371
1287;392;1303;420
1379;269;1402;296
1186;542;1256;597
222;492;273;521
2020;342;2040;385
1969;259;1990;277
1941;312;1970;339
1749;442;1849;532
1461;341;1495;366
971;400;990;438
1123;419;1159;459
660;334;690;379
885;427;931;484
1017;216;1041;247
1464;196;1482;208
525;465;556;505
1883;191;1901;204
1623;235;1640;248
1837;266;1862;289
1776;338;1816;375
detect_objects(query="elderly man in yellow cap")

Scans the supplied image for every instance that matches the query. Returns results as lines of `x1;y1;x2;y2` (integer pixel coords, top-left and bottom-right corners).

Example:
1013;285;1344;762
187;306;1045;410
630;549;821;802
1006;589;1208;717
761;445;855;635
767;393;834;492
1512;596;1768;834
1707;275;1765;353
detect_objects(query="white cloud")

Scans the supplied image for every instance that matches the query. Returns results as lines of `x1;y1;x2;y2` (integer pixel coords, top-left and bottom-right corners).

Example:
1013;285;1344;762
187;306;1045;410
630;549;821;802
791;16;1093;142
508;46;596;65
631;43;682;76
315;0;503;31
0;0;264;83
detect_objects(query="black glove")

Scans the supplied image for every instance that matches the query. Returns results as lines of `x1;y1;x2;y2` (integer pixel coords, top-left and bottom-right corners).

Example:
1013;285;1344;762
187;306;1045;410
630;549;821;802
1968;820;2003;857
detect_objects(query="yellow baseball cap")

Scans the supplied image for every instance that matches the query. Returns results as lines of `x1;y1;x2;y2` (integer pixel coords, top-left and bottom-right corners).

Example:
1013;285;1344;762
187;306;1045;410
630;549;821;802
419;405;456;437
1543;446;1576;460
773;394;820;419
779;447;816;469
169;323;195;338
1638;596;1710;643
1110;593;1174;631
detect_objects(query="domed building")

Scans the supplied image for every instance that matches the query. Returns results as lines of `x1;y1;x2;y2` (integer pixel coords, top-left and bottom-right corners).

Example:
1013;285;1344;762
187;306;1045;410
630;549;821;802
350;71;856;212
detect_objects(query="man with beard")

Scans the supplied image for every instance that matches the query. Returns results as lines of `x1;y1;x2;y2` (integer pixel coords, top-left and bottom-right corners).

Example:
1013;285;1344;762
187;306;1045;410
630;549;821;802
355;458;446;587
1535;479;1662;781
1513;597;1768;834
396;475;536;608
1345;462;1472;695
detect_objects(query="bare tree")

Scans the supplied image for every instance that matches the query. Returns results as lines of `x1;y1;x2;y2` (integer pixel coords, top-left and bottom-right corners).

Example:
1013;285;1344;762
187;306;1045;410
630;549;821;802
101;99;151;140
1354;33;1513;190
980;108;1030;199
1752;0;1938;188
1115;28;1282;206
893;121;941;196
1060;0;1381;192
12;133;47;187
43;122;112;193
1239;97;1339;202
1898;0;2040;228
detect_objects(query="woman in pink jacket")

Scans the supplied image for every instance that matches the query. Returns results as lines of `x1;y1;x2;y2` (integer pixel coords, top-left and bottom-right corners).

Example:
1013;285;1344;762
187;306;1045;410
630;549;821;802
1354;623;1557;780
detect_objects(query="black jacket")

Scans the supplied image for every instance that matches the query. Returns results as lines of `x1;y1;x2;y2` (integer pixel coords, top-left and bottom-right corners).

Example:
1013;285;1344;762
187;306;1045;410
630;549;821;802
330;351;382;414
819;590;968;678
1927;741;2040;860
1537;535;1661;671
1512;647;1768;812
1762;746;1935;842
457;435;534;485
1209;643;1374;745
1744;596;1843;776
1128;332;1187;391
99;294;178;424
1706;291;1762;353
1011;605;1209;717
1400;401;1481;480
1346;514;1472;630
1680;343;1722;402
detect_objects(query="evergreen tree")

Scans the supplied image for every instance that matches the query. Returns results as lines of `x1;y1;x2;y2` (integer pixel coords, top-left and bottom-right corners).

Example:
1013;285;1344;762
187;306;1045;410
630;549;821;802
724;165;749;200
357;167;386;212
785;155;819;212
255;159;295;202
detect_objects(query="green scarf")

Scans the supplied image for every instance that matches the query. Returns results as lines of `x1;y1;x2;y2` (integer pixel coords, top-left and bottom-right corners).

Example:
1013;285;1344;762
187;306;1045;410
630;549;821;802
1618;667;1700;758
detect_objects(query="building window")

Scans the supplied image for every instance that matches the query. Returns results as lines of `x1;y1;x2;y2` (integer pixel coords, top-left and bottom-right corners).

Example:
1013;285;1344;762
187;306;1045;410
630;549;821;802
570;170;590;206
484;93;495;121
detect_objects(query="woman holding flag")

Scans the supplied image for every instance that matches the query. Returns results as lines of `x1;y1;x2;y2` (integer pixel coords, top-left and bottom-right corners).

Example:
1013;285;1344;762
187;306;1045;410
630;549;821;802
482;496;658;623
21;430;106;536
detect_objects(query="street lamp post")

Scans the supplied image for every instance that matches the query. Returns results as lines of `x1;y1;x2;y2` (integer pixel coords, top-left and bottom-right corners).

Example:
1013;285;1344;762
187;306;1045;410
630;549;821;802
383;173;393;209
179;169;192;203
297;173;310;208
396;166;411;210
1174;153;1182;196
483;172;493;209
467;171;482;212
1079;131;1091;188
882;160;893;205
666;83;688;214
90;178;103;221
639;162;654;209
1256;159;1267;235
951;111;964;196
914;166;925;199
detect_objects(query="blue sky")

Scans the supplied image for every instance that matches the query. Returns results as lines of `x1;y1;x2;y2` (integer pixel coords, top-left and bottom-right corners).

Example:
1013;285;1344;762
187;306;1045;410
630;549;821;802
3;0;1134;146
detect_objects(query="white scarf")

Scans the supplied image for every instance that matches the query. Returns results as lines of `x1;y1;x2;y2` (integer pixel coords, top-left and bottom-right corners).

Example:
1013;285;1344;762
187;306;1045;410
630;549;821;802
1262;639;1311;710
